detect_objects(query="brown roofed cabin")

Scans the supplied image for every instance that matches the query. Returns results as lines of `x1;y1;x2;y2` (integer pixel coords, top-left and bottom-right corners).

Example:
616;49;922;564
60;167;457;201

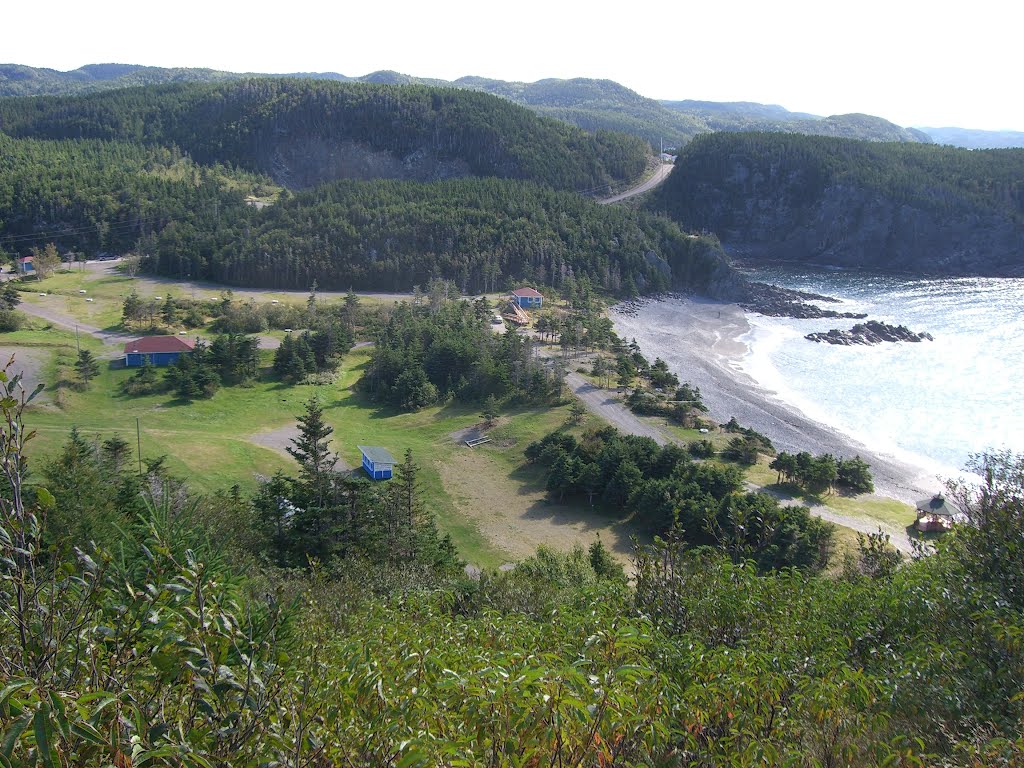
511;287;543;309
915;493;955;532
124;336;196;367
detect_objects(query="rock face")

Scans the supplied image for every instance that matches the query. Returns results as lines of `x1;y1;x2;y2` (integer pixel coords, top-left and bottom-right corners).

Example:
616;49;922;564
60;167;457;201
806;321;934;346
653;133;1024;277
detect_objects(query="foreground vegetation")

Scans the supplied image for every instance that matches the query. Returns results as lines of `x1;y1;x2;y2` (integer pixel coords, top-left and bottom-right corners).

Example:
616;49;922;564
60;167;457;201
2;358;1023;764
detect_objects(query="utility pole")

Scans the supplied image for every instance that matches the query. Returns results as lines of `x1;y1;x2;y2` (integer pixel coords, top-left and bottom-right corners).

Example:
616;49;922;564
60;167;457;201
75;326;80;354
136;418;143;476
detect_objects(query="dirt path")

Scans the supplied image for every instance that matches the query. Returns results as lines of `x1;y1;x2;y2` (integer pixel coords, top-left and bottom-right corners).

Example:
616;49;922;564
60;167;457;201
747;482;914;553
18;300;134;355
566;372;672;446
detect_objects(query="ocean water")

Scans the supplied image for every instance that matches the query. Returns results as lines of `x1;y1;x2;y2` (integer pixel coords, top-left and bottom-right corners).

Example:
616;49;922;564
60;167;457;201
737;265;1024;477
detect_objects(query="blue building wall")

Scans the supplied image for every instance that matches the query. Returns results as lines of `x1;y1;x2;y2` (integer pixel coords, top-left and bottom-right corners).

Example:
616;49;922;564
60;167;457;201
361;453;393;480
125;351;186;367
513;295;542;309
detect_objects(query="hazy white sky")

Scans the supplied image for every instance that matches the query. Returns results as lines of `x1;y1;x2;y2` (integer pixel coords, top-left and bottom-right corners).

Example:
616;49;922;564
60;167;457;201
6;0;1021;130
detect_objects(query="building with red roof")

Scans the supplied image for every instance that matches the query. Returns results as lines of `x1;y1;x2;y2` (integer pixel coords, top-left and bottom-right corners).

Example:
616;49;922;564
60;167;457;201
510;287;543;309
124;336;196;367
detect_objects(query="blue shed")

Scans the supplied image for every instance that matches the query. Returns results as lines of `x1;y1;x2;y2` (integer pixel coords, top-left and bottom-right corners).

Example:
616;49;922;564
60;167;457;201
359;446;396;480
124;336;196;367
511;287;543;309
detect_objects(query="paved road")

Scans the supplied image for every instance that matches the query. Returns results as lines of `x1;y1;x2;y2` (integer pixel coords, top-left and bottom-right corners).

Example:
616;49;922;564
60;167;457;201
598;162;674;205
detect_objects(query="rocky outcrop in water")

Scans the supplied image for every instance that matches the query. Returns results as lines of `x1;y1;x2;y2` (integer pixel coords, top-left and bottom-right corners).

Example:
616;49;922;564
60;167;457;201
806;321;934;346
740;282;866;319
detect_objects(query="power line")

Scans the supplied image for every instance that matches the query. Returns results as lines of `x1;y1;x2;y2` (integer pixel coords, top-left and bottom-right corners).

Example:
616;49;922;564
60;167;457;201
0;214;167;245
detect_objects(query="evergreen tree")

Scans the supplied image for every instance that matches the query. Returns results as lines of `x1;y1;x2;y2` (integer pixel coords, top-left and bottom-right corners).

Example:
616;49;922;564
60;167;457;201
74;349;100;386
0;281;21;310
122;290;143;328
287;397;338;503
481;394;499;427
101;435;132;474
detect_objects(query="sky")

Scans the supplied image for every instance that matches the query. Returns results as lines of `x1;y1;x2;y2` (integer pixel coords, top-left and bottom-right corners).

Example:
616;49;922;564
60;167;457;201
5;0;1022;131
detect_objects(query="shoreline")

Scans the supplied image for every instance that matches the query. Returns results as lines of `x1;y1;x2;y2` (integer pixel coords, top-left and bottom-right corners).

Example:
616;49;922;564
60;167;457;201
611;295;941;506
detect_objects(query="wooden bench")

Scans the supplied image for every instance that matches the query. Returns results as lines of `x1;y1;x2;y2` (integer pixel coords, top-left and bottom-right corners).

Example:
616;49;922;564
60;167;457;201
465;436;492;448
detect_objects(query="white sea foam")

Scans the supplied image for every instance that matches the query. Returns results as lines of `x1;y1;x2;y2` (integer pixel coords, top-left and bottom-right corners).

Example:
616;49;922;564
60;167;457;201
735;265;1024;480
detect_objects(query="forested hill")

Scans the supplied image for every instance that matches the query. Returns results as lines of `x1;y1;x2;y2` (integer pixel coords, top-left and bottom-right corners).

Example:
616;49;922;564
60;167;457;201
661;100;931;143
0;133;272;258
0;79;649;192
146;178;734;294
649;132;1024;276
0;131;731;294
452;76;707;149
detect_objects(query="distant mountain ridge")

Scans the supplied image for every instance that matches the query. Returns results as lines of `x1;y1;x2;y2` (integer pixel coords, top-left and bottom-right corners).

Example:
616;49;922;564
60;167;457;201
920;126;1024;149
663;100;932;144
0;62;972;147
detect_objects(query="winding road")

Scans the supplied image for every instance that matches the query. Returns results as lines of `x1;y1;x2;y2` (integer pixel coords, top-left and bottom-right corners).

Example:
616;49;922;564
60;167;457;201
597;162;674;205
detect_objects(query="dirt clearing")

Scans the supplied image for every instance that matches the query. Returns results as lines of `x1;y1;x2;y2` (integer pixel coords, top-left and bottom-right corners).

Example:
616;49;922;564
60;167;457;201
0;347;52;404
439;449;641;567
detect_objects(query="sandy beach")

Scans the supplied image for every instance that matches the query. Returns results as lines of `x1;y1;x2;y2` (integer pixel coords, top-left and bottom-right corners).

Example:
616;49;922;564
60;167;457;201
612;296;940;506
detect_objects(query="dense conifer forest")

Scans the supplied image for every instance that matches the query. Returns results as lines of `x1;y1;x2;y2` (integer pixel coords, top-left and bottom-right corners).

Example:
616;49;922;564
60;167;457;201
0;79;649;192
0;130;730;293
0;133;265;258
145;178;731;292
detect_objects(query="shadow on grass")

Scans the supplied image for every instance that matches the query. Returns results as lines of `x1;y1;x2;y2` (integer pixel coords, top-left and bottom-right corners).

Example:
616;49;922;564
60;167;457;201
906;524;945;544
757;480;829;507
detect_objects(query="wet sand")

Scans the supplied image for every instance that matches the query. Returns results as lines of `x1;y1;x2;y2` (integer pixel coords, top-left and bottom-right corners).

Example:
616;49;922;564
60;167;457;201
612;296;939;505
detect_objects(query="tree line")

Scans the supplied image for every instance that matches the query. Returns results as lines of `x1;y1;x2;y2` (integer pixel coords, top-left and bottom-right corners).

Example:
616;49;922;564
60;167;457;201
142;177;731;293
525;425;834;572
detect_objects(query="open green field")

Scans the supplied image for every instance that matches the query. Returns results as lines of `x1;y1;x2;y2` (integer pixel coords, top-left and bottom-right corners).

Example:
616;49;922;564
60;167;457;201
17;325;626;569
745;457;916;529
9;266;899;570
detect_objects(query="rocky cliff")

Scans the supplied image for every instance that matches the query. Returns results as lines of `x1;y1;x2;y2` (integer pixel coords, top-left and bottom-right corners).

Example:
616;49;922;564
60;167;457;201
651;132;1024;276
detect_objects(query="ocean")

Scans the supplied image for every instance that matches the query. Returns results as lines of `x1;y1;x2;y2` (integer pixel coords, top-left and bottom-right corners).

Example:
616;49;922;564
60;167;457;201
736;265;1024;477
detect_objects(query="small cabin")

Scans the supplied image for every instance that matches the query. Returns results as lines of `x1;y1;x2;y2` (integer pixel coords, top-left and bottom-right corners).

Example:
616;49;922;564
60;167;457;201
16;256;34;274
511;287;543;309
915;494;955;532
124;336;196;367
359;445;396;480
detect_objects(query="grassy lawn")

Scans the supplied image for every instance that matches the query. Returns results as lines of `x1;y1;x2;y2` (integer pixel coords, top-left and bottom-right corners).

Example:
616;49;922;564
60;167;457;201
745;457;916;528
17;340;564;569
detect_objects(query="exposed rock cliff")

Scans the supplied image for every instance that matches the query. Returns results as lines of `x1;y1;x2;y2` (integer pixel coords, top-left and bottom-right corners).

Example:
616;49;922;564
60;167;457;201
652;133;1024;276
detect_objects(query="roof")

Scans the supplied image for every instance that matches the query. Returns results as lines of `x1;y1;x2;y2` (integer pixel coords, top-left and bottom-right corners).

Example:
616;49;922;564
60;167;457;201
511;287;542;298
358;445;397;465
124;336;197;354
916;494;955;518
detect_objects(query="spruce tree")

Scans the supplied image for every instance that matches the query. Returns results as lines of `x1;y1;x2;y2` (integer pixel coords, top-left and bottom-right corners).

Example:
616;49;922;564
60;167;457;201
74;349;100;386
287;397;337;503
